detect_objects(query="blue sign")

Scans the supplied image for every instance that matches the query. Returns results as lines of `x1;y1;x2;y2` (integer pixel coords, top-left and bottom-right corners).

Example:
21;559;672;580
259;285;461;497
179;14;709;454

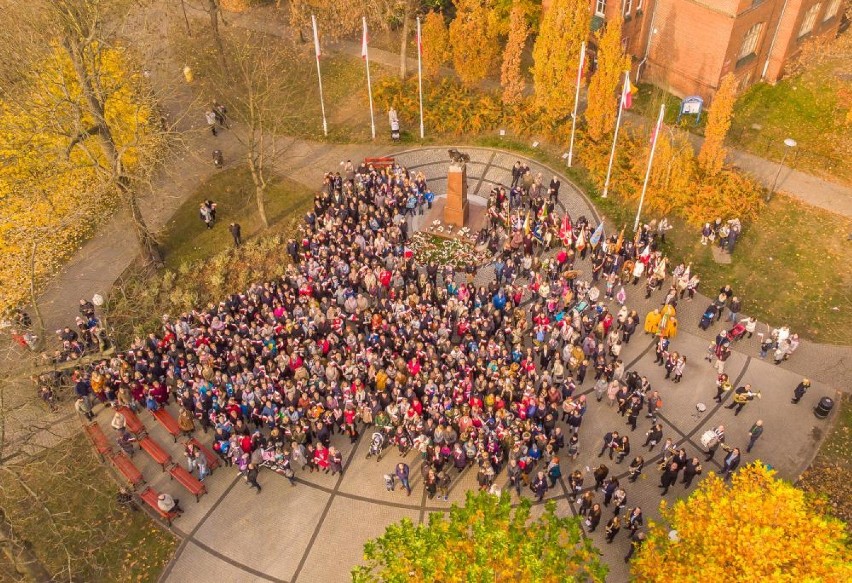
677;96;704;124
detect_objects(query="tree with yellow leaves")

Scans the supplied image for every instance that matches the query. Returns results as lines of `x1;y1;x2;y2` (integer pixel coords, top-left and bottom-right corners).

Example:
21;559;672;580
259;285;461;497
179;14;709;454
449;0;501;88
421;11;450;79
632;463;852;581
352;491;607;582
531;0;589;124
585;13;630;142
500;2;531;106
698;73;737;176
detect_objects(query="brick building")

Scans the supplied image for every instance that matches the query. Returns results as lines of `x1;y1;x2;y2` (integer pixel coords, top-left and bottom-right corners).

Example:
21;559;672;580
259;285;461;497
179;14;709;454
571;0;845;100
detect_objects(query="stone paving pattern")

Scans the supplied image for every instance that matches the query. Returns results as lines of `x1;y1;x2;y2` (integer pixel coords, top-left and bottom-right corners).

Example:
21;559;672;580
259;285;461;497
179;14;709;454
104;148;851;583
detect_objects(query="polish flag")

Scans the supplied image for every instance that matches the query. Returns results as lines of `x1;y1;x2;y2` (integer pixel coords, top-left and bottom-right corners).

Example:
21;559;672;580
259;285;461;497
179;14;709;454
361;21;369;60
623;73;636;110
312;15;321;59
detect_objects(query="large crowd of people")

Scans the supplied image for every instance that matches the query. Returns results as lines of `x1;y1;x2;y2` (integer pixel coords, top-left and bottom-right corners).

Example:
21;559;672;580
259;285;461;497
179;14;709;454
37;159;804;560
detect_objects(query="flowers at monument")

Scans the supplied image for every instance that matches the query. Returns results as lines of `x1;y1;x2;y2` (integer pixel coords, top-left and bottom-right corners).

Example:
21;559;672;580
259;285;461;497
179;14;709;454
409;232;489;268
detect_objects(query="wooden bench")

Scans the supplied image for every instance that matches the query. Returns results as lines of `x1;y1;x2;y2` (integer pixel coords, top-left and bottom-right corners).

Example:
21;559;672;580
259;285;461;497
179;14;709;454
116;407;146;437
82;422;111;460
364;156;394;169
139;437;172;471
189;438;221;474
151;408;181;443
139;487;180;526
169;465;207;502
109;452;145;488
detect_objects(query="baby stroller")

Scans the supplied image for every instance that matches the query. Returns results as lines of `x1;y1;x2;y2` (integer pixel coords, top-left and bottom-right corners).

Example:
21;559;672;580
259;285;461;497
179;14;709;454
727;321;747;342
366;431;386;462
699;305;716;330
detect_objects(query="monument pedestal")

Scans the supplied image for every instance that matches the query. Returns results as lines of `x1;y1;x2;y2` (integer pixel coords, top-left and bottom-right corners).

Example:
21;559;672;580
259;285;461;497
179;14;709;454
444;164;469;227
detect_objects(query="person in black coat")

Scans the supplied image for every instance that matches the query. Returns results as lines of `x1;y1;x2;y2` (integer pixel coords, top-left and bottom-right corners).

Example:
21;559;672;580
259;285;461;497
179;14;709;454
659;461;679;495
720;447;741;479
792;378;810;404
681;457;703;488
593;464;609;490
587;503;602;532
531;471;548;501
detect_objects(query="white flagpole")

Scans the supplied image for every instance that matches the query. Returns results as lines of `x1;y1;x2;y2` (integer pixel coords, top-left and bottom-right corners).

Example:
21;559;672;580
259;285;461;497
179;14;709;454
417;16;425;139
602;71;629;198
634;103;665;232
363;17;376;140
567;42;585;167
311;15;328;137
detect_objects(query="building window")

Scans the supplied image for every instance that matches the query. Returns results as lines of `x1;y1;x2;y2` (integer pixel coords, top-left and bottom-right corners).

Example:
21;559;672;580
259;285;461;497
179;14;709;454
595;0;606;17
623;0;633;16
738;23;763;61
824;0;841;20
798;3;822;37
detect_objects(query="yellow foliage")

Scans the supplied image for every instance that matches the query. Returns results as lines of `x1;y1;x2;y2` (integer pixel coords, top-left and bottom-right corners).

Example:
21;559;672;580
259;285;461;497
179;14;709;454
531;0;589;124
449;0;501;88
0;45;157;314
633;464;852;581
698;73;737;176
585;13;630;143
500;3;530;106
421;11;451;79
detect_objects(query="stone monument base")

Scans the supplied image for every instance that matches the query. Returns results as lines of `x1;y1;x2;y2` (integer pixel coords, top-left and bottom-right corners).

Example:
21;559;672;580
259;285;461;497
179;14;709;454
444;164;469;227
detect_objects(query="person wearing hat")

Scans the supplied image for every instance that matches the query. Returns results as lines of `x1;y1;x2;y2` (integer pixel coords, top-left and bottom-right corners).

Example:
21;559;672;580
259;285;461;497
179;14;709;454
792;378;811;404
157;492;183;514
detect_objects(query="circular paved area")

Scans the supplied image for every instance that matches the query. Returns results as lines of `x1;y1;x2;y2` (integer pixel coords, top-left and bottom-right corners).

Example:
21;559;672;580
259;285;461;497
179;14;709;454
154;148;842;583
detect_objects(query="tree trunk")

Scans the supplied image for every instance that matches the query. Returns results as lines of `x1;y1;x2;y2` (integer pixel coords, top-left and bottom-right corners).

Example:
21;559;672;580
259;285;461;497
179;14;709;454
207;0;229;74
247;153;269;229
0;510;53;583
61;36;163;267
399;1;412;79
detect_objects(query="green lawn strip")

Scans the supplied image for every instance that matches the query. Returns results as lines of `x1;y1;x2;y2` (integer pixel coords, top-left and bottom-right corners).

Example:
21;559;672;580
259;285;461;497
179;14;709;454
730;62;848;184
662;194;852;344
798;394;852;532
159;165;315;270
0;434;177;582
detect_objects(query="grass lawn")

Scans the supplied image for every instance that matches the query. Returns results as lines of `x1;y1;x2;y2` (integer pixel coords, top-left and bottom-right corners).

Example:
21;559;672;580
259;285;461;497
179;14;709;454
663;194;852;344
798;393;852;532
0;434;177;581
159;165;316;270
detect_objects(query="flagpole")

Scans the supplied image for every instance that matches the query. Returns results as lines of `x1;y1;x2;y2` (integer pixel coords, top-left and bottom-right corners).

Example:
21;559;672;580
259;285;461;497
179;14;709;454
363;17;376;140
634;103;665;232
567;42;585;167
416;16;425;140
311;15;328;137
602;71;629;199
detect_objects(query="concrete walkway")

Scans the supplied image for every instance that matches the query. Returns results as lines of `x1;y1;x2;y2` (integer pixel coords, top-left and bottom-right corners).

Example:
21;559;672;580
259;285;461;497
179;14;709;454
146;147;849;583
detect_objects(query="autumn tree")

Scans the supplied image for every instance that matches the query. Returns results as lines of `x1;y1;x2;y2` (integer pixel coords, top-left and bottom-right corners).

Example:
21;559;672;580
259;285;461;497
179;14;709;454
632;464;852;581
449;0;501;88
584;12;630;142
532;0;589;124
698;73;737;176
500;2;531;106
352;492;607;582
421;11;450;79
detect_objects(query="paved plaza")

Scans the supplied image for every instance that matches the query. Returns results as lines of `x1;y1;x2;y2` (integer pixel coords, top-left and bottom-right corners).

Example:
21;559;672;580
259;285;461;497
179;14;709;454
81;147;845;583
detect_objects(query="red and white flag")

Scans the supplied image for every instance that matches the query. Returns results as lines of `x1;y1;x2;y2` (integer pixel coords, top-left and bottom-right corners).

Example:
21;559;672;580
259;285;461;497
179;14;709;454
311;14;321;59
623;73;636;110
361;20;369;60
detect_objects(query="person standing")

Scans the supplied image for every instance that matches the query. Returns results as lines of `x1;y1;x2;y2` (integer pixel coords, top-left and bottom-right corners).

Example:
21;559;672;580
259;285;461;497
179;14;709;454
437;471;451;501
681;457;702;488
245;463;262;493
205;109;218;136
593;464;609;490
726;384;759;416
598;430;620;459
659;462;679;495
726;297;741;323
587;503;603;532
229;223;242;247
643;424;663;450
627;456;644;482
395;462;411;496
605;515;621;543
792;379;811;404
704;425;726;461
531;470;548;501
624;531;646;562
720;447;741;479
746;420;763;453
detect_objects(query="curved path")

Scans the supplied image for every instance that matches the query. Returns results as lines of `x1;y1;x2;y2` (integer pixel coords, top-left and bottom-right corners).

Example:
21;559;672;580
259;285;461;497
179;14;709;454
145;148;842;583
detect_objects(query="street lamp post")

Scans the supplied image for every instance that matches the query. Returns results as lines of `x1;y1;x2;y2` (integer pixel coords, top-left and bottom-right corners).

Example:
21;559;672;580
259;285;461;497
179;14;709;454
766;138;797;202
